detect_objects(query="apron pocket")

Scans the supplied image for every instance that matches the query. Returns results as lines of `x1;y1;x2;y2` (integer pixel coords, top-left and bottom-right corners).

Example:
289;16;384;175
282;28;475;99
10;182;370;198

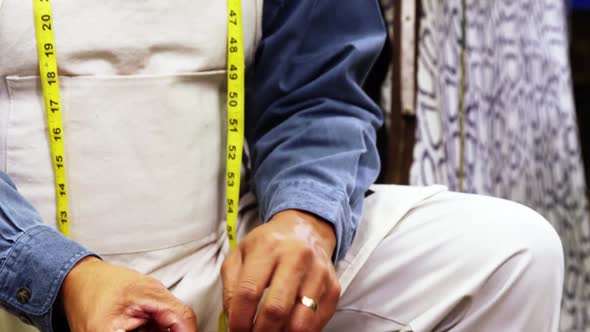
6;72;227;254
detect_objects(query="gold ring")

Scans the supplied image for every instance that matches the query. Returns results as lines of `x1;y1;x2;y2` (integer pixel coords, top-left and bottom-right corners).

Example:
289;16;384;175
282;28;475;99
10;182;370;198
298;295;319;312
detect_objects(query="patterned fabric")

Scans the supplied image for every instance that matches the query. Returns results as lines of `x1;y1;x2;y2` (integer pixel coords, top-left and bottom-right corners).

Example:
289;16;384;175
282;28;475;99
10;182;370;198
380;0;590;330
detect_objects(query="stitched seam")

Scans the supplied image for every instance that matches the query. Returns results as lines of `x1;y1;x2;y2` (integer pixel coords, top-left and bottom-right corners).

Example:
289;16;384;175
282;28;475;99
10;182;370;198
264;179;347;215
0;225;47;275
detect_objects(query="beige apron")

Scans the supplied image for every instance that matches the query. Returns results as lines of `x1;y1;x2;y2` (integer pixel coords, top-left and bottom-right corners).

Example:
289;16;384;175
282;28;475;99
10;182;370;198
0;0;262;330
0;0;262;254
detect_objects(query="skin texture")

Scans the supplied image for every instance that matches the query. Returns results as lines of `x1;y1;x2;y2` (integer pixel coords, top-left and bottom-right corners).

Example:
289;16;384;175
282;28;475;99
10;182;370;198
221;209;341;332
60;257;198;332
60;209;337;332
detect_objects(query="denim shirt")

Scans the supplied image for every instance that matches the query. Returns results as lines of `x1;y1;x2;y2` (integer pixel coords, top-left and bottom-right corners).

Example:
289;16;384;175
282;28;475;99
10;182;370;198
0;0;386;330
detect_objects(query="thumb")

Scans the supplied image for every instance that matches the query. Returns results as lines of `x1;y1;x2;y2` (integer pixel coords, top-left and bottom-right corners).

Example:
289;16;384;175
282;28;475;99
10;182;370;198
115;309;198;332
112;294;198;332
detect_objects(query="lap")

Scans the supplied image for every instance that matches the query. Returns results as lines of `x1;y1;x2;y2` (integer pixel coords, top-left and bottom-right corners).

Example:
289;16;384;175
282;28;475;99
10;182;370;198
0;309;38;332
0;186;562;332
328;187;563;332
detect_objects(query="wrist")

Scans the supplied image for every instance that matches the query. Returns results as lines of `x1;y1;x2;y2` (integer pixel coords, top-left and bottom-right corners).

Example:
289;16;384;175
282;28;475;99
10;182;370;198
270;209;337;257
60;256;102;319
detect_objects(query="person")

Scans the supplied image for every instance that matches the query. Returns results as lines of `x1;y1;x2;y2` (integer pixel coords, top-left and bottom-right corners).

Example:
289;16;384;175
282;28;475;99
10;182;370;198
0;0;564;331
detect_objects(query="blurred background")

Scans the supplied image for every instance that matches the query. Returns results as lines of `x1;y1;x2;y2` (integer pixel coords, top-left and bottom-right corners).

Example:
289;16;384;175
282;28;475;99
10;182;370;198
572;0;589;191
371;1;589;331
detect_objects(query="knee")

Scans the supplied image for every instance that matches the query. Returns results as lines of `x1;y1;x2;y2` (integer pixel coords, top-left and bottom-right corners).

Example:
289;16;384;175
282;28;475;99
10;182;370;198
509;202;563;273
478;199;564;290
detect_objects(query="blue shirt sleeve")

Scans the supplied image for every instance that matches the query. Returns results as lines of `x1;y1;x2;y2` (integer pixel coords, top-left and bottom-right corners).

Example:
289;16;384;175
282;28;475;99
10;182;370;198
0;172;94;331
247;0;386;262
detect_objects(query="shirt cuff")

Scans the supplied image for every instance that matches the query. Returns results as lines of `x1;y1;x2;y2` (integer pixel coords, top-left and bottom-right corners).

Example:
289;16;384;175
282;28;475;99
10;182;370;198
0;225;94;331
259;179;352;262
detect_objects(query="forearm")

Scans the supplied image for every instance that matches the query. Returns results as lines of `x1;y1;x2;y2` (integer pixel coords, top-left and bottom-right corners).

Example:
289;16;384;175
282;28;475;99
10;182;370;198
0;172;94;331
247;0;386;262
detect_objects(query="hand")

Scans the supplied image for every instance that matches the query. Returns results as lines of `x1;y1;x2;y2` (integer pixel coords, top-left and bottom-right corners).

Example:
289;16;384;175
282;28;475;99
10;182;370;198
60;257;198;332
221;209;341;332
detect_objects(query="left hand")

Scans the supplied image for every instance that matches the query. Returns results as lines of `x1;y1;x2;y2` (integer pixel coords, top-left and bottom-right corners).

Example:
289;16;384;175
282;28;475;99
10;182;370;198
59;257;198;332
221;209;341;332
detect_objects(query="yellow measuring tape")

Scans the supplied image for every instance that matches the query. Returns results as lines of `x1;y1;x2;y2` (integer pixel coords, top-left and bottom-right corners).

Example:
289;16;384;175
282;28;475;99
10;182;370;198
32;0;245;330
32;0;69;237
225;0;245;253
219;1;246;329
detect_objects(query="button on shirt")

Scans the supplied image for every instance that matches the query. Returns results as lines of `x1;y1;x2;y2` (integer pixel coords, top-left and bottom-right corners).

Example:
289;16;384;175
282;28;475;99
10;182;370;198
0;1;386;330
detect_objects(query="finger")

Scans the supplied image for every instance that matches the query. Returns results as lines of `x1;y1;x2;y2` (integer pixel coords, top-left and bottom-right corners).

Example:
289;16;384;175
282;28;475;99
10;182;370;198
112;313;150;331
312;271;341;331
252;258;307;332
221;248;243;314
143;300;197;332
286;262;332;332
229;251;276;332
128;282;198;332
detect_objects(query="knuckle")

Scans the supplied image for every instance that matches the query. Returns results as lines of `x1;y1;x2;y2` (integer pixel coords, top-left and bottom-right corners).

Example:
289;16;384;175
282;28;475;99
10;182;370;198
262;301;290;322
292;246;313;266
221;259;231;276
229;320;249;332
298;246;314;260
327;275;342;298
262;237;280;252
310;259;331;280
332;282;342;297
222;289;234;311
244;228;266;245
223;300;232;314
315;263;330;278
132;275;163;292
182;305;197;323
229;313;252;332
288;319;308;332
122;280;143;301
236;279;262;302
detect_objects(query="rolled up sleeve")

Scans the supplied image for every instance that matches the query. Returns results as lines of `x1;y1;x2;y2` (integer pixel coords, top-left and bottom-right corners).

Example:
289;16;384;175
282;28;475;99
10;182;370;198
247;0;386;261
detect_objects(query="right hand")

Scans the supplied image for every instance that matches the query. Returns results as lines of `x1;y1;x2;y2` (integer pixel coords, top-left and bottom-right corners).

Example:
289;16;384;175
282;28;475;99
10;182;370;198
59;256;198;332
